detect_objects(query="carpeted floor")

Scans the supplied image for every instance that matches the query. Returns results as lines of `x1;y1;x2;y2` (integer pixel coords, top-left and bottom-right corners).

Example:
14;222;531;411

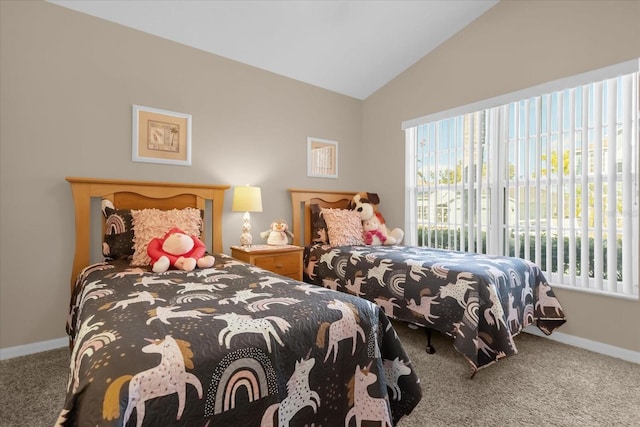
1;322;638;426
0;343;69;427
393;322;640;427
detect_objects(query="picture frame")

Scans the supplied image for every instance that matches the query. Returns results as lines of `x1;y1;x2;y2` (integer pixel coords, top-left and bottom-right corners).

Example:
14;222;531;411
132;105;192;166
307;137;338;178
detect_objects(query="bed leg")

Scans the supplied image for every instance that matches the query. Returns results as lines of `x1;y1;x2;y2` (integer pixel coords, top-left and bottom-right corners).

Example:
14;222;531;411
424;328;436;354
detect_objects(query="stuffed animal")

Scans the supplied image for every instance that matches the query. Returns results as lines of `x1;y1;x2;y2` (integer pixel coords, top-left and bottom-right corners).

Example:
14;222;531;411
147;227;215;273
349;192;404;246
363;216;388;246
260;219;294;246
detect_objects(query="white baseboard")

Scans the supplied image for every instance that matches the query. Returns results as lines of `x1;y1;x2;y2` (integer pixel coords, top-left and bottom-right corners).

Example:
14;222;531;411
0;337;68;360
524;326;640;364
2;331;639;365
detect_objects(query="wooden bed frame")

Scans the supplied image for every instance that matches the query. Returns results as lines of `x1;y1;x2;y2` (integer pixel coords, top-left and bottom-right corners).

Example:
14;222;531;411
66;177;229;293
289;187;442;356
289;188;357;247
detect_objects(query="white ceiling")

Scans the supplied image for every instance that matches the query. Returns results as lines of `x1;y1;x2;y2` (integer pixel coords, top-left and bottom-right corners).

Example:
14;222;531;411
49;0;498;100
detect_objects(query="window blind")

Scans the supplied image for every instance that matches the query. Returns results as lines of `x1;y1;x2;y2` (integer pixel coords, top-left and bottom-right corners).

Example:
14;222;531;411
404;60;639;299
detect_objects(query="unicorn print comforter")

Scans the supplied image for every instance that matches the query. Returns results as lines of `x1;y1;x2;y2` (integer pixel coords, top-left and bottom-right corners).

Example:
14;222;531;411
57;254;422;426
303;244;567;374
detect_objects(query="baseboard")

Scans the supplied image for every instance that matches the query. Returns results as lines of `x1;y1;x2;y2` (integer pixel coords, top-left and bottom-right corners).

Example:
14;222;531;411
524;326;640;364
2;331;639;365
0;337;68;360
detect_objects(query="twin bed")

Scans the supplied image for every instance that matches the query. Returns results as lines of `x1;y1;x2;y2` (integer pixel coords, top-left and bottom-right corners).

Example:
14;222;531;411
57;178;422;427
58;177;566;425
289;189;567;376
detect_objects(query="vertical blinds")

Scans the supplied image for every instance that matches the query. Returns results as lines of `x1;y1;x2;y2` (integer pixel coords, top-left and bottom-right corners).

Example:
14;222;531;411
404;60;639;299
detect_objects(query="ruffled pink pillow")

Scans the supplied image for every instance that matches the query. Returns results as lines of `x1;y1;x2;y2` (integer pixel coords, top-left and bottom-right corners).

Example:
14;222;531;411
320;208;364;246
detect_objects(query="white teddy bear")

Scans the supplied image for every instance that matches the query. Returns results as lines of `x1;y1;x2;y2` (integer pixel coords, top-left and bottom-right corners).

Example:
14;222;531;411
260;219;294;245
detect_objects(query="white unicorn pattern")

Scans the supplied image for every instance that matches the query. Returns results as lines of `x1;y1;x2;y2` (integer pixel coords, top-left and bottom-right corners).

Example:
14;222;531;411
383;357;412;400
214;312;291;352
535;282;564;316
315;300;366;363
134;275;177;287
146;305;216;325
439;272;475;308
367;259;393;286
345;364;392;427
103;335;202;427
105;291;165;311
261;356;320;427
177;281;227;294
218;289;271;305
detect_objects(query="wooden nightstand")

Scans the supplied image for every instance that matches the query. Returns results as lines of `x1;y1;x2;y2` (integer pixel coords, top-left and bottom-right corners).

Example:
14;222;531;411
230;245;304;281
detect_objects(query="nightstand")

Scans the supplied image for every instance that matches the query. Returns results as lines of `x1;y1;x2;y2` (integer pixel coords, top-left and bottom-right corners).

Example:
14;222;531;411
230;245;304;281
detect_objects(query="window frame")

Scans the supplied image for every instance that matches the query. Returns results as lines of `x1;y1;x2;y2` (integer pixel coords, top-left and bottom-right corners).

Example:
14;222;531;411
403;59;639;300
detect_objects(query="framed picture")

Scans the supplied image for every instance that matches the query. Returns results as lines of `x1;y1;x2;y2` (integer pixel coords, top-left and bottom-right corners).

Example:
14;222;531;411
132;105;192;166
307;137;338;178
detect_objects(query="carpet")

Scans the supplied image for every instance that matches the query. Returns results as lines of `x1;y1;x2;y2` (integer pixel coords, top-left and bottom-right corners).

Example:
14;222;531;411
1;321;638;426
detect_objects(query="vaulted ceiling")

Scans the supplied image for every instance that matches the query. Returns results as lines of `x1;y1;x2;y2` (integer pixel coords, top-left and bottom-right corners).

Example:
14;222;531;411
49;0;498;100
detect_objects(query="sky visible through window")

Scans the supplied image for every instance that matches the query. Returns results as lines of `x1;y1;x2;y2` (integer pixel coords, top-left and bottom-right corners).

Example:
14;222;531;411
416;79;626;183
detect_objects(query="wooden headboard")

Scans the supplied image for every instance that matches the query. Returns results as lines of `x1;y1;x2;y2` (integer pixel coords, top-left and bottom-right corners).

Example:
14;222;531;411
289;188;357;246
66;177;229;292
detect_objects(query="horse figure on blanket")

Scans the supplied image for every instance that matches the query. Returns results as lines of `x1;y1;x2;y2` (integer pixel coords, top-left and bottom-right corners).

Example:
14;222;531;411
315;300;366;363
535;282;564;316
261;355;320;427
146;305;216;325
214;312;291;353
103;335;202;427
104;291;165;311
345;364;392;427
383;357;412;400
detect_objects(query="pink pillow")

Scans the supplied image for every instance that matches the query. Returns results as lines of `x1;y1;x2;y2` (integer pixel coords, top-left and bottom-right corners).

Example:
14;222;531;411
130;208;203;266
321;208;364;246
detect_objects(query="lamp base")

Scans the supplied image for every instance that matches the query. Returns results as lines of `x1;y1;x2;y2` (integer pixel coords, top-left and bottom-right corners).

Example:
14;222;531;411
240;211;252;246
240;233;252;246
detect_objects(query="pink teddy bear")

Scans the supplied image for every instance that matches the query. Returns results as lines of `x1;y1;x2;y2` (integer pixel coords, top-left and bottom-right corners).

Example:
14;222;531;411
363;215;388;246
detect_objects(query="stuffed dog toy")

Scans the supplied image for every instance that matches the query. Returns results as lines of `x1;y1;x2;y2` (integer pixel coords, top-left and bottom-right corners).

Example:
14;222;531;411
349;192;404;245
147;227;215;273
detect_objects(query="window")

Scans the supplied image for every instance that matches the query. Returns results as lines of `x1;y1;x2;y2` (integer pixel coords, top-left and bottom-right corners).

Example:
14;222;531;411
403;60;639;299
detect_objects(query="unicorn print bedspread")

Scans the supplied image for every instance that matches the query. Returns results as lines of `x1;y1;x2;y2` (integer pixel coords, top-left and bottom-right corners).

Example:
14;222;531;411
303;244;567;373
57;254;422;426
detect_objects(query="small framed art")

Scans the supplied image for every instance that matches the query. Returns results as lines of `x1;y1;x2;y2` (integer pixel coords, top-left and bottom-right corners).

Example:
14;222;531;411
132;105;192;166
307;137;338;178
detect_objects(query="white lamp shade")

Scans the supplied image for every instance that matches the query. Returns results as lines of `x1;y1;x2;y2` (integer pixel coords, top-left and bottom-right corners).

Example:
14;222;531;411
232;186;263;212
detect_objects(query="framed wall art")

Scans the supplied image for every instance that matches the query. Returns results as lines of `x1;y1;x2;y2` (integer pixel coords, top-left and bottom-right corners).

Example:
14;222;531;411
132;105;192;166
307;137;338;178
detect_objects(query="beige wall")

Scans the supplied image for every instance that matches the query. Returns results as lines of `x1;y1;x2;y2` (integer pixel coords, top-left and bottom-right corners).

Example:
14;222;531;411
0;1;363;349
363;0;640;352
1;0;639;356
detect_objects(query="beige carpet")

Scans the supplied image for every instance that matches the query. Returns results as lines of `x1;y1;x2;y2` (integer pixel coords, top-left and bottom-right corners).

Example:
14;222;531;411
1;322;638;426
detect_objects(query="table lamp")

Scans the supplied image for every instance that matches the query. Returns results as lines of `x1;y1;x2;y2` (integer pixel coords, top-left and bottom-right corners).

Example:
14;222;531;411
232;185;263;246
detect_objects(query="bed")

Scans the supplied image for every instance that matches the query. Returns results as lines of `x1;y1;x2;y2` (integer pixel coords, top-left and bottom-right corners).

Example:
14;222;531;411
290;188;567;376
56;177;422;427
